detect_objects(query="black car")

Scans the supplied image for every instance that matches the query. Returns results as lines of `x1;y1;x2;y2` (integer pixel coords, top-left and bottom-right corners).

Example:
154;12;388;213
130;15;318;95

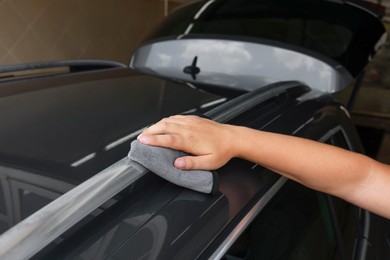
0;0;389;259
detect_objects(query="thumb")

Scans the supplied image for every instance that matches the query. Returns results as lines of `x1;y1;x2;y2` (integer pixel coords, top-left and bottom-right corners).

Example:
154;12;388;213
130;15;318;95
174;155;214;170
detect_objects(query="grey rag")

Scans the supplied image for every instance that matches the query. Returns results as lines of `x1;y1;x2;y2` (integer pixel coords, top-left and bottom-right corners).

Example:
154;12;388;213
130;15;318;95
128;140;218;194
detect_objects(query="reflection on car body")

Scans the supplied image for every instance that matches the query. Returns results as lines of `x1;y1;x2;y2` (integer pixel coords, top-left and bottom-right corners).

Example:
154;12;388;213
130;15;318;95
0;0;389;259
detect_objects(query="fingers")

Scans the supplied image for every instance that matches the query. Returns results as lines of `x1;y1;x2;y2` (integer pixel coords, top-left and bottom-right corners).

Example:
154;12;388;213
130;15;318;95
137;133;183;151
174;155;218;171
142;118;182;136
137;118;182;148
143;115;210;134
138;115;208;149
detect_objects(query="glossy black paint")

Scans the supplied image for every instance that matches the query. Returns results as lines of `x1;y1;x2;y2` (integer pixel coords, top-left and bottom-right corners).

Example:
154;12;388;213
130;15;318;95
0;68;223;235
0;69;221;179
1;66;389;258
29;82;371;259
34;173;230;259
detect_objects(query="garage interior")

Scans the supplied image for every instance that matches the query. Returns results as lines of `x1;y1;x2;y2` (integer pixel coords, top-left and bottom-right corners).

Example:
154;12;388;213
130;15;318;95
0;0;388;164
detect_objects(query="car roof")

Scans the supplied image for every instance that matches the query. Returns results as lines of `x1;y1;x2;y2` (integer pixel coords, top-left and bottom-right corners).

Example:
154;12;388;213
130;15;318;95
0;67;224;242
0;68;221;182
0;81;355;259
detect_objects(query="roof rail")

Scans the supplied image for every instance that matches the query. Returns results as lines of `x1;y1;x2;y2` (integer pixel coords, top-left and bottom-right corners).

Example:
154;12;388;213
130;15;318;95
206;81;309;122
0;80;306;259
0;60;127;81
0;59;126;73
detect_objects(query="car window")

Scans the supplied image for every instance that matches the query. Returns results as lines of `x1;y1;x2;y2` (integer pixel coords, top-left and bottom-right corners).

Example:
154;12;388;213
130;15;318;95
223;180;341;260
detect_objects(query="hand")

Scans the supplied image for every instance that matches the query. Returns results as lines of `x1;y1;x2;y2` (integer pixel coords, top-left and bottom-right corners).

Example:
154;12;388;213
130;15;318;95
137;115;239;170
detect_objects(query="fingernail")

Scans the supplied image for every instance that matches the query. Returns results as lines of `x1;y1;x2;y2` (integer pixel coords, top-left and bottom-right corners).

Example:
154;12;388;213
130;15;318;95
138;134;149;144
175;158;186;169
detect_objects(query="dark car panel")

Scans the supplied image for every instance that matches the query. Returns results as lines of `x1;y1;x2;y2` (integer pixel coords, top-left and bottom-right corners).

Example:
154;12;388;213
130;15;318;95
0;68;222;179
0;68;225;237
1;0;390;258
1;69;390;259
26;80;380;260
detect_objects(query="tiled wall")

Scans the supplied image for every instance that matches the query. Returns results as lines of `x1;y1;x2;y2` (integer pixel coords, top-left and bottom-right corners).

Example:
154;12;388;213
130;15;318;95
0;0;179;66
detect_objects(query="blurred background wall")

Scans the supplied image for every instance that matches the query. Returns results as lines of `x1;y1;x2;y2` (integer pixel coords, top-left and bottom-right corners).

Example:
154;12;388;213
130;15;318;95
351;21;390;164
0;0;181;66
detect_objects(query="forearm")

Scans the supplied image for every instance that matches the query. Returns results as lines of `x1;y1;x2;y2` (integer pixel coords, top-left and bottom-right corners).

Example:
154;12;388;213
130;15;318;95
233;125;372;197
235;127;390;218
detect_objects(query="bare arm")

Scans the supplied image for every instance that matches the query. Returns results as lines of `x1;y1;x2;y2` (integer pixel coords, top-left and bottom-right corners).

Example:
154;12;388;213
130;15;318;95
138;115;390;219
